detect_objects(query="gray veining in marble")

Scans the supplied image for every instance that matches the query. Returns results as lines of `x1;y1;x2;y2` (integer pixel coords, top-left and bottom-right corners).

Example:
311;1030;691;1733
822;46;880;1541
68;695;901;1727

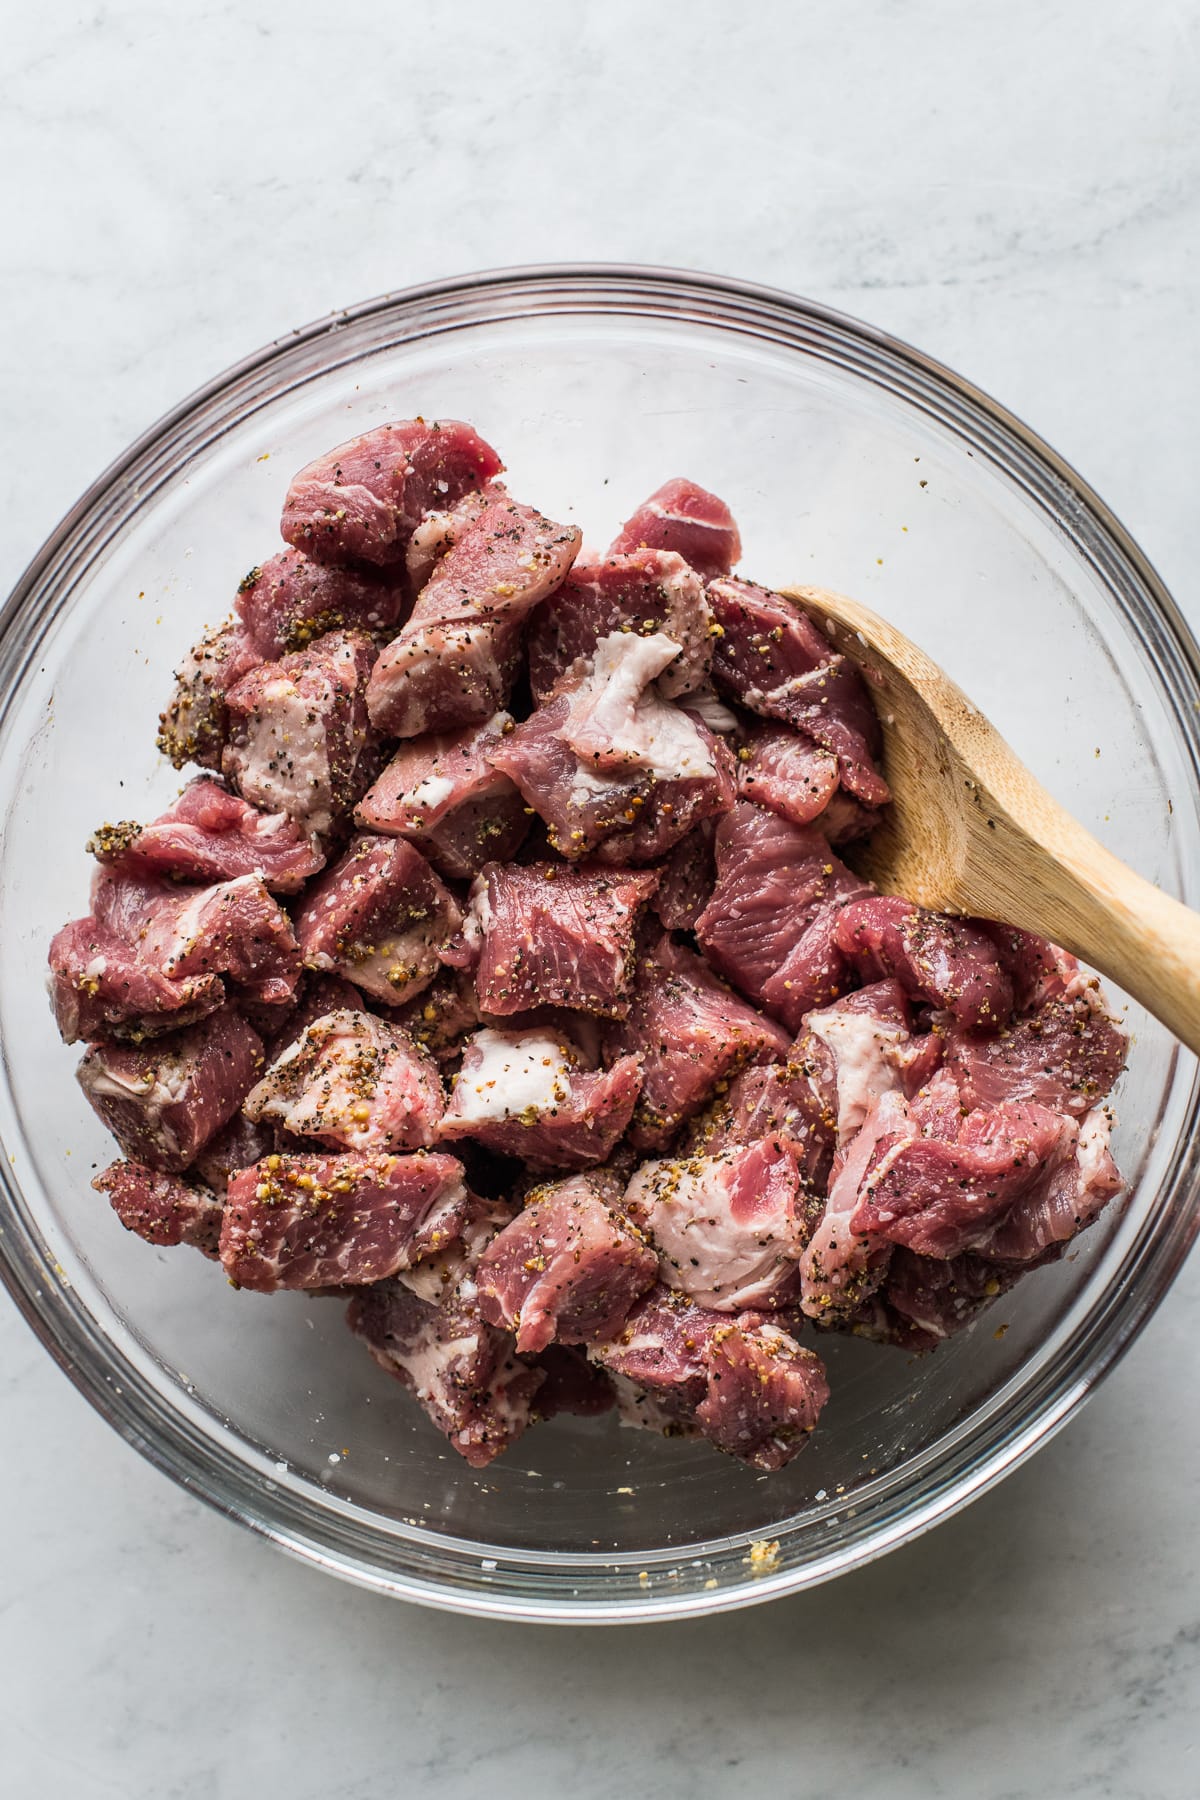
2;4;1199;1796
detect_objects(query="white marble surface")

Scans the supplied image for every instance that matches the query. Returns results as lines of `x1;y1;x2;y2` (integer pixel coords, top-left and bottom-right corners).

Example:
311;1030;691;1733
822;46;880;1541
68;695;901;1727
3;4;1200;1795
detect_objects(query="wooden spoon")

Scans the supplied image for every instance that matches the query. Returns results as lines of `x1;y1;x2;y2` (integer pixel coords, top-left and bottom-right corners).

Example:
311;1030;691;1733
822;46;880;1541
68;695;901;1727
780;583;1200;1055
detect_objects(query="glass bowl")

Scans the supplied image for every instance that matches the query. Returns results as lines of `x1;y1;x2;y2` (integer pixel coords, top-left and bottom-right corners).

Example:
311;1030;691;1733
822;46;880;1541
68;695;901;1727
3;266;1198;1624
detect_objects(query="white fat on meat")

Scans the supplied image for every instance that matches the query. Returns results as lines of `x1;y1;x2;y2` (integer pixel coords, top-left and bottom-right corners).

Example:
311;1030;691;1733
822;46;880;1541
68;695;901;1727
234;673;334;834
558;632;716;781
451;1028;575;1123
78;1054;190;1160
797;1087;911;1320
684;686;739;736
402;773;456;815
807;1005;909;1143
624;1153;798;1312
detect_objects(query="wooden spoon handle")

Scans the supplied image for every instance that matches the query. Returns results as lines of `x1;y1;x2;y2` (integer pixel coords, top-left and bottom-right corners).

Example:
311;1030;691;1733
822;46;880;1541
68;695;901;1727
963;813;1200;1056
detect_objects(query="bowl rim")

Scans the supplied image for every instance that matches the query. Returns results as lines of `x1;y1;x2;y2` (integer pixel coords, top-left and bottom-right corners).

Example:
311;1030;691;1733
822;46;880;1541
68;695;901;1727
4;261;1199;1624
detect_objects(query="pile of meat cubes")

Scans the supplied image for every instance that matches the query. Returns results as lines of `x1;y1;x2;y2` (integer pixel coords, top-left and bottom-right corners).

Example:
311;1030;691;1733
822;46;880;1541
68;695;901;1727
48;419;1128;1472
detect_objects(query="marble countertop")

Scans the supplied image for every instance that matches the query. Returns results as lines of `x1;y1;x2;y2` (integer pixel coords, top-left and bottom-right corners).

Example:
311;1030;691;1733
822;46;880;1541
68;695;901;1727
4;6;1199;1795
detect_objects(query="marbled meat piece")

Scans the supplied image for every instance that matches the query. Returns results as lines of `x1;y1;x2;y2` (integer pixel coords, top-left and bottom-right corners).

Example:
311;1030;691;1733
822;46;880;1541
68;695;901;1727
235;547;408;658
849;1094;1077;1259
834;896;1014;1031
792;979;943;1147
293;833;461;1006
605;933;790;1150
623;1137;808;1310
708;576;889;806
491;633;736;862
735;720;879;844
404;486;494;592
526;548;713;700
262;971;365;1059
47;916;225;1045
476;1171;658;1353
461;860;658;1018
244;1008;444;1152
220;1148;468;1291
699;1057;835;1188
355;713;529;879
591;1286;828;1470
282;418;503;567
157;620;262;772
946;975;1126;1118
439;1026;642;1169
346;1276;543;1468
608;477;742;581
796;1086;911;1320
695;801;869;1018
980;1106;1122;1262
366;493;581;736
92;1159;224;1257
222;629;379;841
92;868;301;1008
77;1009;265;1173
89;776;325;894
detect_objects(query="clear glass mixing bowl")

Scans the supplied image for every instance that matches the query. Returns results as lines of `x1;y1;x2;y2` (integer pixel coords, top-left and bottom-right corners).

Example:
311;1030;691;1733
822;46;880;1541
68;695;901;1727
2;267;1198;1623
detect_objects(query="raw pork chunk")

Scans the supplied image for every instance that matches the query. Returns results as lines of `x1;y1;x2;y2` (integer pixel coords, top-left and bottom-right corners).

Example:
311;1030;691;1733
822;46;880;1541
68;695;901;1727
89;777;325;894
222;629;379;841
157;620;262;771
93;867;301;1008
491;632;735;862
282;419;503;568
293;833;461;1006
946;962;1126;1118
476;1171;658;1352
591;1286;829;1470
458;860;658;1017
220;1148;468;1291
796;1086;911;1319
735;721;881;845
608;478;742;581
835;896;1014;1031
439;1027;643;1169
235;548;407;658
791;979;943;1147
77;1009;264;1173
622;1137;808;1310
244;1009;444;1152
355;714;529;879
526;548;713;700
366;493;581;736
347;1277;543;1468
708;577;889;806
978;1106;1123;1263
48;916;225;1045
605;933;791;1150
648;821;717;931
695;802;870;1022
92;1160;224;1257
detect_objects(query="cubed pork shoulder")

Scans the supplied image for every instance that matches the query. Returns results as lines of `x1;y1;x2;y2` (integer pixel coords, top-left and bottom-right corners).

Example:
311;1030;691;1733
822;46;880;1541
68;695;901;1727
51;420;1131;1474
157;620;262;771
244;1009;444;1152
93;1159;224;1257
355;713;529;879
77;1009;264;1173
491;632;735;862
88;776;325;894
282;419;504;568
604;933;791;1150
475;1172;658;1353
526;548;713;701
708;577;890;806
235;547;408;657
366;492;581;736
696;801;870;1024
608;478;742;581
293;833;461;1006
455;860;658;1018
220;1148;469;1292
439;1027;643;1169
591;1286;829;1470
222;629;379;841
346;1276;542;1468
622;1137;810;1310
92;867;301;1008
